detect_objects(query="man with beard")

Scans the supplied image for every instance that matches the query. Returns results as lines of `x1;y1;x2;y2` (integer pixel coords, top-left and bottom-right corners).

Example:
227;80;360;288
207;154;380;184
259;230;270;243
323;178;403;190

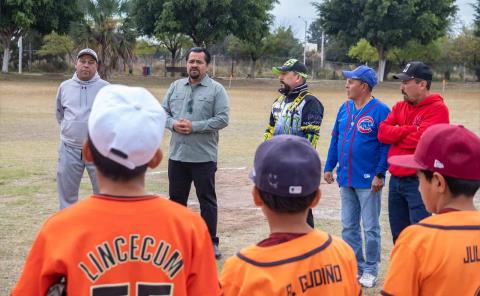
264;58;324;227
378;61;449;243
162;47;229;259
55;48;109;209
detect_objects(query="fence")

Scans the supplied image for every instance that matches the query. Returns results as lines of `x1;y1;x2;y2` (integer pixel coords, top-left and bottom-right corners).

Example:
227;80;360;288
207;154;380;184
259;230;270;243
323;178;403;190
3;49;479;82
134;54;478;82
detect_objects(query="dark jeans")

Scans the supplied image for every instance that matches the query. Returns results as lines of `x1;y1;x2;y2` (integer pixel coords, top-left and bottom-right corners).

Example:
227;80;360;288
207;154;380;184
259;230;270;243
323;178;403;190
388;175;431;243
168;159;219;245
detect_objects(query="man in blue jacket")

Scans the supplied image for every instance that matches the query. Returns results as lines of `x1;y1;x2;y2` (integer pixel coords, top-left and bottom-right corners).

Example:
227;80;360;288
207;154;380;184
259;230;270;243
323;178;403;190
324;66;390;288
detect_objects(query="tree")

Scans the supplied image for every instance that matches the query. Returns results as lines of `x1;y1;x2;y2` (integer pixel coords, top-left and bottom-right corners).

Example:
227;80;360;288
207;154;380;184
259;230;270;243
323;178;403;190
348;39;378;65
37;32;75;63
227;0;277;78
157;32;192;74
473;0;480;37
264;26;303;59
227;34;270;78
451;28;480;81
0;0;82;73
315;0;457;81
1;0;37;73
157;0;232;47
71;0;136;78
388;40;443;67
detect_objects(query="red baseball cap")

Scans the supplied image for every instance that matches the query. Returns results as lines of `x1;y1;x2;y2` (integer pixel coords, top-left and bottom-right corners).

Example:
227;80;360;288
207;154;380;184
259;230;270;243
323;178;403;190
388;124;480;180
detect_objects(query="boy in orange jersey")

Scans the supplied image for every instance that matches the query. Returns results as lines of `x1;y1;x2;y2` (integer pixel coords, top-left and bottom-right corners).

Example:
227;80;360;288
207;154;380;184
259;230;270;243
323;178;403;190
221;135;362;295
12;85;221;296
382;123;480;296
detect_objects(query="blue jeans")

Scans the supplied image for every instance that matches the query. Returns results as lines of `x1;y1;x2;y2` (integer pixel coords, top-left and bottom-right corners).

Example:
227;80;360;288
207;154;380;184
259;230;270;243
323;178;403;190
340;187;381;276
388;175;431;243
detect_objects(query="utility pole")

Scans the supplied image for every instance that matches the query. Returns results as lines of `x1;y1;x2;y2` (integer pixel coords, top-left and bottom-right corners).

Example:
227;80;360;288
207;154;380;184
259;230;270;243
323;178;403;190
320;31;325;68
298;16;308;65
18;36;23;74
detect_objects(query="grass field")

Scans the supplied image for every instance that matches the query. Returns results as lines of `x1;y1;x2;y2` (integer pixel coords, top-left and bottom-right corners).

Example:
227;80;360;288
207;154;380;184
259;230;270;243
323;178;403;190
1;73;479;295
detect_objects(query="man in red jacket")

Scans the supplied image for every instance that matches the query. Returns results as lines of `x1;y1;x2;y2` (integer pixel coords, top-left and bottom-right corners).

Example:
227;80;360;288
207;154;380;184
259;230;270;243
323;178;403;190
378;61;449;243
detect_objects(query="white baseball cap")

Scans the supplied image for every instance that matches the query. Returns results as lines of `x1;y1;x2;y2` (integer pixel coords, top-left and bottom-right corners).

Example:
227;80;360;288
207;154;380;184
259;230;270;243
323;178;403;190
88;84;166;169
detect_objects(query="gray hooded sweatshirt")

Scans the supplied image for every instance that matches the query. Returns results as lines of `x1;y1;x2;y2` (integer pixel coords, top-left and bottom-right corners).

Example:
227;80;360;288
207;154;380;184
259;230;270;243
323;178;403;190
55;72;109;148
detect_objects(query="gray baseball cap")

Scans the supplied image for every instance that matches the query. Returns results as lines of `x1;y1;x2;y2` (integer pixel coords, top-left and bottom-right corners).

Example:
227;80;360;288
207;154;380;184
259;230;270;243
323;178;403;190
249;135;321;197
77;48;98;62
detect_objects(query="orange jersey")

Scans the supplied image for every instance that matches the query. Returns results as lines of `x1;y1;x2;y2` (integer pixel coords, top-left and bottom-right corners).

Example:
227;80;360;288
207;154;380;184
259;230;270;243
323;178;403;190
220;230;361;296
382;211;480;296
12;195;221;296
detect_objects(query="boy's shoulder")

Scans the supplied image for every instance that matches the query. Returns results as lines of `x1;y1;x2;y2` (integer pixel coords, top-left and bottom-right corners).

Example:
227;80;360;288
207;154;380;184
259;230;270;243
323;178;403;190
42;195;204;234
415;211;480;229
397;211;480;247
226;230;354;267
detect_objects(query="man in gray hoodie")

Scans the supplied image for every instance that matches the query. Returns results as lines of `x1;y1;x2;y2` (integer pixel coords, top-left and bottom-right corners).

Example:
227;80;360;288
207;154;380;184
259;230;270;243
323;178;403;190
55;48;109;209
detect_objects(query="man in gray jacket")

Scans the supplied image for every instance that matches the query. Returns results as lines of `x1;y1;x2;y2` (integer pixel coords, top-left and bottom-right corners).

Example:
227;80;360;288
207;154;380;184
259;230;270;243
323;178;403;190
162;47;229;259
55;48;109;209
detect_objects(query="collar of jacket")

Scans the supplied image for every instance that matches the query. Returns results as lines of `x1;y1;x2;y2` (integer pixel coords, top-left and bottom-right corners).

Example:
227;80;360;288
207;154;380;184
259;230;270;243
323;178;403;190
278;82;309;98
72;72;101;85
184;74;212;87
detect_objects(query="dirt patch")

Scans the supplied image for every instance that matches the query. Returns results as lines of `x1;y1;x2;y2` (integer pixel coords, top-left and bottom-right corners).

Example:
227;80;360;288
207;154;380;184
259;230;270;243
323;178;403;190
184;167;342;234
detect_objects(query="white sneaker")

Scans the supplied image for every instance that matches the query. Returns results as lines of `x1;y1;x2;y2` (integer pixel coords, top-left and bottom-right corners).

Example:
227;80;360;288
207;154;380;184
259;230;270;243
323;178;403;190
359;273;377;288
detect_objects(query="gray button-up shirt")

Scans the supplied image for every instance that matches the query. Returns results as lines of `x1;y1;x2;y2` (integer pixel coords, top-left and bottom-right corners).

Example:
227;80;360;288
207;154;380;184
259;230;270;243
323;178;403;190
162;75;229;162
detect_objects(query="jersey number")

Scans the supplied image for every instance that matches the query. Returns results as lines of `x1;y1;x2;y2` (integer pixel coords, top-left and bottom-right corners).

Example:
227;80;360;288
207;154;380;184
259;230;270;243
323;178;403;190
91;282;173;296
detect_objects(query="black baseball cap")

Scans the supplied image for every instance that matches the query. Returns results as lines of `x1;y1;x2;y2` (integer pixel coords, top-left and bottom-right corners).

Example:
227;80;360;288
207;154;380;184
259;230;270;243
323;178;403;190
249;135;321;197
272;59;308;79
393;61;432;81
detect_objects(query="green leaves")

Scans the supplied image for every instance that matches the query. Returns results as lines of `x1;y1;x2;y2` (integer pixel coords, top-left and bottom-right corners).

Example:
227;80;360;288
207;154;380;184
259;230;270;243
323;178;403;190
348;39;378;64
316;0;455;51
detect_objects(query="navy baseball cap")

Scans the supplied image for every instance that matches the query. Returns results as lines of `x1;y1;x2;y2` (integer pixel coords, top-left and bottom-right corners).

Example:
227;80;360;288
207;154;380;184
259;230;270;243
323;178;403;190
393;61;432;81
249;135;321;197
272;59;308;79
342;65;377;88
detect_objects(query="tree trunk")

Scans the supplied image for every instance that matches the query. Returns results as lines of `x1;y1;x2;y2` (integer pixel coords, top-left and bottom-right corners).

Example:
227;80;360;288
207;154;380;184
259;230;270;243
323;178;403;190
1;37;11;73
384;60;392;81
375;46;386;82
170;49;177;77
249;57;257;79
98;45;109;79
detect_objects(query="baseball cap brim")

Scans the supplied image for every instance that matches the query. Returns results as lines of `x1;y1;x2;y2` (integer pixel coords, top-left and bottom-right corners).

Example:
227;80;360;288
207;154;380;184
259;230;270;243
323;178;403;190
342;70;358;79
78;53;97;62
388;154;426;170
272;66;287;75
393;73;414;80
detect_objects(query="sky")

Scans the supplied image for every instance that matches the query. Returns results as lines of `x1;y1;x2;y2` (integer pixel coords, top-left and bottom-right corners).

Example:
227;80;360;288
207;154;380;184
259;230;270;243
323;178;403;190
272;0;476;40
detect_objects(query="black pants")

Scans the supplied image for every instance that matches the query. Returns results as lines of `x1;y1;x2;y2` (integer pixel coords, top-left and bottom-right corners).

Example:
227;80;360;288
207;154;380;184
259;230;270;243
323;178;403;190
168;159;219;245
307;209;314;228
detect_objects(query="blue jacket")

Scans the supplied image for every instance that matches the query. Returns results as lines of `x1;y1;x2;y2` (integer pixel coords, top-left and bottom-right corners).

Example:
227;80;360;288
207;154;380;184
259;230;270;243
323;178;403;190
325;97;390;188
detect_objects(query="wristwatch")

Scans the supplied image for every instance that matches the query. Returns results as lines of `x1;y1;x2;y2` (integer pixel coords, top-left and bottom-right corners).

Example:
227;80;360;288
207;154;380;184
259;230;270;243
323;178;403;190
376;173;385;179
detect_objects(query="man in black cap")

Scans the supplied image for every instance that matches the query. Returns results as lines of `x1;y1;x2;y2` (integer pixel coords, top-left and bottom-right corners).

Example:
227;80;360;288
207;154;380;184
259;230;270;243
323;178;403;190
264;58;324;227
378;61;450;243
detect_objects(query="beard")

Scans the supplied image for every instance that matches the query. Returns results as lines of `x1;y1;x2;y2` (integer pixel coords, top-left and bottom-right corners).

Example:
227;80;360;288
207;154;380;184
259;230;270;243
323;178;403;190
278;80;291;95
189;68;200;80
402;91;415;105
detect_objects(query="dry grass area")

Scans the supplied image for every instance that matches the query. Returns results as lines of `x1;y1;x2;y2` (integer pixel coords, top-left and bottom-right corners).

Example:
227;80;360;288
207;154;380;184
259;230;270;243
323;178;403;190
0;73;479;295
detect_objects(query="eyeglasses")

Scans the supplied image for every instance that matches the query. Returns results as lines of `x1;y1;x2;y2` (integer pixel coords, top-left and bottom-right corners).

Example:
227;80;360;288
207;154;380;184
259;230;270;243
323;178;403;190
187;99;193;114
